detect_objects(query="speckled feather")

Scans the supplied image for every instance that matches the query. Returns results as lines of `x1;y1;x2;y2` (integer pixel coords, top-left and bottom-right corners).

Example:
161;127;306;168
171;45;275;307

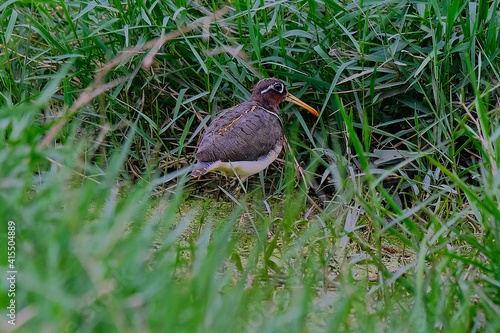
195;100;284;163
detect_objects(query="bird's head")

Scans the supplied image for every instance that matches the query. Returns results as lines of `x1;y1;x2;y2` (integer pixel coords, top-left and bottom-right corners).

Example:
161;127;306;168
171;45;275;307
250;78;319;117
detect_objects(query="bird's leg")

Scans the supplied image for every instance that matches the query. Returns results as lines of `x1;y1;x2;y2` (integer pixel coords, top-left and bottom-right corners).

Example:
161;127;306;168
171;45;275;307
229;177;238;188
225;174;246;198
215;172;229;202
235;184;242;199
223;172;233;188
233;176;248;199
215;179;221;202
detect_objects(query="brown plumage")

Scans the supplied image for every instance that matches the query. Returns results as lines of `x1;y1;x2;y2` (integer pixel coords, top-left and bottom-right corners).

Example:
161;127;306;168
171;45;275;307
191;78;318;181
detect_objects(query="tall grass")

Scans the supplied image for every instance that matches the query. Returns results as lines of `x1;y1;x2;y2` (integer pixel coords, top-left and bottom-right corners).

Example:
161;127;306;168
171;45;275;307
1;0;500;332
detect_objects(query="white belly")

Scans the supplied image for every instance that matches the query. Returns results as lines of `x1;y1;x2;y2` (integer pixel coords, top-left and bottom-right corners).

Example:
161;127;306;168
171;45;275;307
205;144;282;180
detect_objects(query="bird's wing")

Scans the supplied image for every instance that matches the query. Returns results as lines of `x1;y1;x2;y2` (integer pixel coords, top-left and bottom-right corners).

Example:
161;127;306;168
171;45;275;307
196;102;284;163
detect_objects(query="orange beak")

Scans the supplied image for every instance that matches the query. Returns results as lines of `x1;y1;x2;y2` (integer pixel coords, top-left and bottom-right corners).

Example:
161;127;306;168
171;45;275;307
285;93;319;117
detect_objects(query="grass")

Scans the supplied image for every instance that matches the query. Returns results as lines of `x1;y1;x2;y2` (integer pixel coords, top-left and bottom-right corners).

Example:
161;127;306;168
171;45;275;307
1;0;500;331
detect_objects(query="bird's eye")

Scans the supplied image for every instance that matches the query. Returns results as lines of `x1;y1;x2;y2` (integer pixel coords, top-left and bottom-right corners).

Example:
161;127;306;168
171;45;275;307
273;83;284;93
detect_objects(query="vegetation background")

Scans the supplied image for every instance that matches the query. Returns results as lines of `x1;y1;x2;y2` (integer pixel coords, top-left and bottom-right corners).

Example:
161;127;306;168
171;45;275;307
1;0;499;331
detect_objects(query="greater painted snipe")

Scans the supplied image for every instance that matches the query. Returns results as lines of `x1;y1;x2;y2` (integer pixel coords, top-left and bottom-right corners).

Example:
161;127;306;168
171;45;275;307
191;78;319;181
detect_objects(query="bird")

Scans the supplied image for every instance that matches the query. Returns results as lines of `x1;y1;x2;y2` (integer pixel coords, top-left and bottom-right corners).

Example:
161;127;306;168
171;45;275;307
191;78;319;182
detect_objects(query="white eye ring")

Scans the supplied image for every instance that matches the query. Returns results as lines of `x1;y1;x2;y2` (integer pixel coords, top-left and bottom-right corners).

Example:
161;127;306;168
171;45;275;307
273;83;284;93
260;81;285;95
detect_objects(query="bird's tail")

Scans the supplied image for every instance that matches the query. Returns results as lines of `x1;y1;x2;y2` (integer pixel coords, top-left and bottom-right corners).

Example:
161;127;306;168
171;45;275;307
152;161;214;186
153;165;193;185
191;161;213;177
